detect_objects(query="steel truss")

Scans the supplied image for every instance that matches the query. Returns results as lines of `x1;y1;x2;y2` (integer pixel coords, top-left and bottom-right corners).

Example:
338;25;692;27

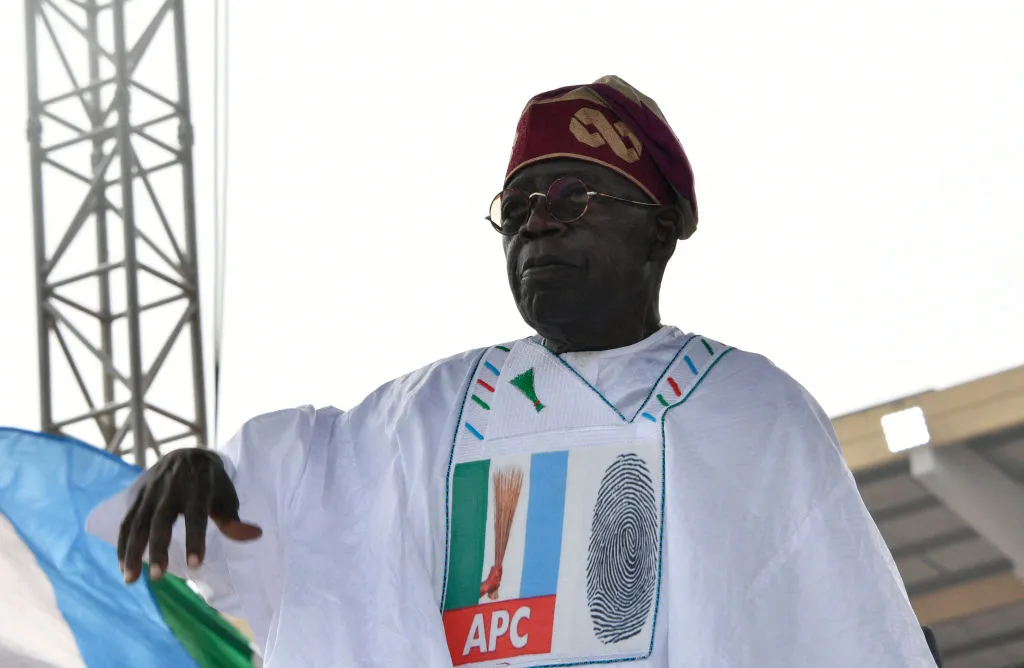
24;0;207;465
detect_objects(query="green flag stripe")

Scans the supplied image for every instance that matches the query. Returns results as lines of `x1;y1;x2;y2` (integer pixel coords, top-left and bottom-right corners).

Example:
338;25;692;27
146;567;255;668
445;459;490;611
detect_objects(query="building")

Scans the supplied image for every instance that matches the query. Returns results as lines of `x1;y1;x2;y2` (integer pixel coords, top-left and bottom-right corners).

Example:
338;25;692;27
837;365;1024;666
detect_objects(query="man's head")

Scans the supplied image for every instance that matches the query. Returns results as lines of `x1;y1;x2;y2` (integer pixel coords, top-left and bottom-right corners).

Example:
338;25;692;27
495;77;697;353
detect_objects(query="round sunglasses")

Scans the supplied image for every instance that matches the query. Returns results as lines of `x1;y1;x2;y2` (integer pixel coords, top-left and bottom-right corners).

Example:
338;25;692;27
487;176;659;236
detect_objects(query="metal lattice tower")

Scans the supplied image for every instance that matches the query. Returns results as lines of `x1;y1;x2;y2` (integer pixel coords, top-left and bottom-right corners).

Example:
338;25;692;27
24;0;207;466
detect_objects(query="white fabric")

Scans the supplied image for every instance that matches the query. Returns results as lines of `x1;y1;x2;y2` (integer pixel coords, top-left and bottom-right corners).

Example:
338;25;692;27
0;515;86;668
555;325;686;418
87;327;937;667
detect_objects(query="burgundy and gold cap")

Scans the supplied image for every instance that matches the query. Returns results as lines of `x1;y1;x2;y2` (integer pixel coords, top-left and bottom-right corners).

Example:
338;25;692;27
505;76;697;232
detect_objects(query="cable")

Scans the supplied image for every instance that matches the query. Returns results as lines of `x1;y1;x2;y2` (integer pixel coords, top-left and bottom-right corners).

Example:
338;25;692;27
212;0;229;447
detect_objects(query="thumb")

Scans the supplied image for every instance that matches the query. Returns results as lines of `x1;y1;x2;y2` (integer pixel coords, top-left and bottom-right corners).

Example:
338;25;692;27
213;517;263;542
206;464;260;542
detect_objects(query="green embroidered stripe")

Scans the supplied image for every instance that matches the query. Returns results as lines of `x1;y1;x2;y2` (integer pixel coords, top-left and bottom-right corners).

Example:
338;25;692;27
471;395;491;410
147;568;255;668
444;460;491;611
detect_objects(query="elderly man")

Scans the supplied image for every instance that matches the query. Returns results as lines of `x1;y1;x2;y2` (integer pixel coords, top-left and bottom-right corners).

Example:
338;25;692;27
89;77;939;667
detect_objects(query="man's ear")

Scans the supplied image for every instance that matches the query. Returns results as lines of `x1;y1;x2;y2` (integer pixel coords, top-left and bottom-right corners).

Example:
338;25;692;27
678;200;698;240
655;206;684;241
649;206;682;261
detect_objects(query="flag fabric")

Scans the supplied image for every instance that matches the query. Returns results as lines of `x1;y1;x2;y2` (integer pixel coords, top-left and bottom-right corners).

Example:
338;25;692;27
0;427;257;668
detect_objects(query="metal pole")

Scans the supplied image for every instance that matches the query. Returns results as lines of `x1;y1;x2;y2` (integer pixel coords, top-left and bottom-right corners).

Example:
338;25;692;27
86;0;116;443
111;0;148;466
172;0;209;448
24;0;53;435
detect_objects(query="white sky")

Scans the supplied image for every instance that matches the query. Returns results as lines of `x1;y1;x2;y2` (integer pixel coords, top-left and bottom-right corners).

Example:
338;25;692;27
0;1;1021;448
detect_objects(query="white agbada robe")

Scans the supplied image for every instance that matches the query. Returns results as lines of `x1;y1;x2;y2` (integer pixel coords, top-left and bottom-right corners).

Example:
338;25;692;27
88;327;938;667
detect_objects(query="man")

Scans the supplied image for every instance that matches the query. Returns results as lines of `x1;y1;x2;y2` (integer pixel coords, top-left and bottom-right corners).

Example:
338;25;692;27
89;76;939;667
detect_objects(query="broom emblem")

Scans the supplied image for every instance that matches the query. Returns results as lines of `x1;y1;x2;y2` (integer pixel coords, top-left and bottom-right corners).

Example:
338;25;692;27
510;368;545;412
480;466;524;600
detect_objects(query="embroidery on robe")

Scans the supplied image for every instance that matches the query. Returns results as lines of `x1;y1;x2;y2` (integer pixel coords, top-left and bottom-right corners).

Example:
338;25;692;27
480;466;526;601
510;368;545;412
443;452;565;664
642;338;726;424
459;345;514;443
666;377;681;396
442;444;662;666
538;333;700;423
441;335;733;666
586;454;659;644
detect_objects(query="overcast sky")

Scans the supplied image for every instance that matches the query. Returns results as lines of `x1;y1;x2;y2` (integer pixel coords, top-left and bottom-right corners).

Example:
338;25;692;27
1;0;1021;450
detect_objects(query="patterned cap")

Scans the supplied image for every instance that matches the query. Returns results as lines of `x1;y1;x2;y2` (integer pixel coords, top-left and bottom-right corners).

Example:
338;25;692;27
506;76;697;231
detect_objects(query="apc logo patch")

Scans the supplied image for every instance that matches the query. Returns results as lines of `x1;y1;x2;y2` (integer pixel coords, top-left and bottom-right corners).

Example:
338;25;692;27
442;444;662;666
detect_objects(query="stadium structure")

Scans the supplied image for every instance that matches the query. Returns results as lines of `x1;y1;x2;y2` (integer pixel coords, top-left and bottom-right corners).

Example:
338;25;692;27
839;365;1024;666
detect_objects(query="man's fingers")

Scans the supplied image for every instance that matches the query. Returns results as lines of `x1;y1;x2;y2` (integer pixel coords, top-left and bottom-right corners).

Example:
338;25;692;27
117;492;142;572
123;486;160;584
208;463;241;519
182;475;212;568
147;496;180;580
115;450;257;583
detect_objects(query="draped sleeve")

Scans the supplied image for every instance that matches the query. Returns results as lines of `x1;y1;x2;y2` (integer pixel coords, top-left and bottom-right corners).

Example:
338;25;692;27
661;351;938;667
86;405;339;646
86;347;485;661
726;372;938;666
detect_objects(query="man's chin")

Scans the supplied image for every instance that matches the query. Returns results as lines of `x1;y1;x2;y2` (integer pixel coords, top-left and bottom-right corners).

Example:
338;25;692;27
518;290;580;330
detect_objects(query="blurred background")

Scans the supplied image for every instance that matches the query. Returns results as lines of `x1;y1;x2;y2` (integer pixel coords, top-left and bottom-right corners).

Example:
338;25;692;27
0;1;1021;665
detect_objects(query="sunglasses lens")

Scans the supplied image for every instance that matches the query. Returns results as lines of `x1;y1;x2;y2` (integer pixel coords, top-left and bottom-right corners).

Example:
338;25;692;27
491;189;530;233
547;177;590;222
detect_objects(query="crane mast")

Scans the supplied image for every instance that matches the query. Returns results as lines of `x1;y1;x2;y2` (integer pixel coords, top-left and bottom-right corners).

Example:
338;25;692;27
23;0;207;466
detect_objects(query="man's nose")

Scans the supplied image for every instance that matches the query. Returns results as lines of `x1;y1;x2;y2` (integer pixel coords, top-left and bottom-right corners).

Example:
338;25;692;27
520;196;567;239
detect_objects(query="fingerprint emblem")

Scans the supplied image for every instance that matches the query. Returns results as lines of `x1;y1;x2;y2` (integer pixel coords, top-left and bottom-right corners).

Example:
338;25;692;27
586;453;659;644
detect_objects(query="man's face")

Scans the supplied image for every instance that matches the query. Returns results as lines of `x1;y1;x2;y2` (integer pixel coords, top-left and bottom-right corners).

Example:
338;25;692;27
502;159;667;347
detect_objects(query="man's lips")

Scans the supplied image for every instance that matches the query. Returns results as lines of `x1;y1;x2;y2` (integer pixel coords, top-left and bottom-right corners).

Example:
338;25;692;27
521;255;580;274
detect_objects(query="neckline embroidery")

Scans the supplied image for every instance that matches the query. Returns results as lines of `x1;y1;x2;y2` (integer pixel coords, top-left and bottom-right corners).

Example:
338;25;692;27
528;334;699;424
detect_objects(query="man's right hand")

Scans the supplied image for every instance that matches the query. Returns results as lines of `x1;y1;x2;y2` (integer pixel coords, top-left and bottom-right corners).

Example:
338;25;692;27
117;448;262;584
